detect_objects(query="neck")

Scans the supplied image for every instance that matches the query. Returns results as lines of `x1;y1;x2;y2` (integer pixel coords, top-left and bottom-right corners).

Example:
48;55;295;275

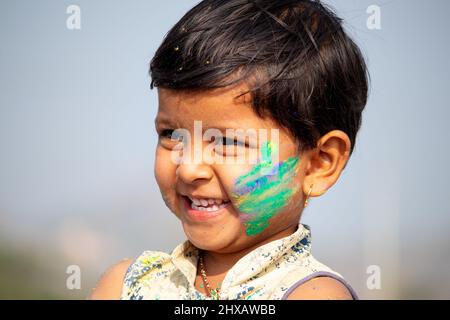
201;223;298;277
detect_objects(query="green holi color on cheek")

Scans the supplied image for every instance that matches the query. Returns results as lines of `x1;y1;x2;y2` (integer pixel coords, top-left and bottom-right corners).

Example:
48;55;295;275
232;141;300;236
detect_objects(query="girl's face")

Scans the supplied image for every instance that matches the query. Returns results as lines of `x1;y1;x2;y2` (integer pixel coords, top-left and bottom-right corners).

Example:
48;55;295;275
154;84;309;253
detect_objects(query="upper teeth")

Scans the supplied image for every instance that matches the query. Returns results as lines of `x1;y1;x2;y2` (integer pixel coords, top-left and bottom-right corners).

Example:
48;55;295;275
188;197;230;211
189;197;227;206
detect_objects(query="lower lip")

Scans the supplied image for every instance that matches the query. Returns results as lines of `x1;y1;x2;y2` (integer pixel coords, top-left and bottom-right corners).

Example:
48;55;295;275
183;197;231;221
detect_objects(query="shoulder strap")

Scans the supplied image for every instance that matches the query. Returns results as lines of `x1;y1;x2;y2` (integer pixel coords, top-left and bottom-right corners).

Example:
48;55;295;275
280;271;359;300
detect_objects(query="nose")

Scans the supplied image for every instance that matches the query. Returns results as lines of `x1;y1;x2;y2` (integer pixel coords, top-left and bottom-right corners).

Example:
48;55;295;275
176;161;214;185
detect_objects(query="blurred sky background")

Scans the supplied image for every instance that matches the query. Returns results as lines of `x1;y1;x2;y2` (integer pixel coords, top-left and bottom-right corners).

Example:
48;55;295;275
0;0;449;299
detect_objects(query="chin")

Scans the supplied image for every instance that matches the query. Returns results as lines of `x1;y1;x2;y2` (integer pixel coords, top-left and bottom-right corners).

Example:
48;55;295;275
181;219;243;252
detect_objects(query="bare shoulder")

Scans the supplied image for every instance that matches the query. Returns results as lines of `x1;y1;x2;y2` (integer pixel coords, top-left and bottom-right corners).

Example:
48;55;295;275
286;276;354;300
87;258;134;300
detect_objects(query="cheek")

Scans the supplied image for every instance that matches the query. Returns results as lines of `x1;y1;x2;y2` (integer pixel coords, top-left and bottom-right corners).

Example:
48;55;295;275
230;156;300;236
155;148;176;207
154;148;168;185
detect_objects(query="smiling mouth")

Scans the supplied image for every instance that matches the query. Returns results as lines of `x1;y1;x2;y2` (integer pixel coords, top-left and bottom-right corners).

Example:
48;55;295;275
183;196;231;212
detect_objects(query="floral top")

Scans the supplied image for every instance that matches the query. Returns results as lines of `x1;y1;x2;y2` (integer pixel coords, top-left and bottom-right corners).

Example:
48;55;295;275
120;223;359;300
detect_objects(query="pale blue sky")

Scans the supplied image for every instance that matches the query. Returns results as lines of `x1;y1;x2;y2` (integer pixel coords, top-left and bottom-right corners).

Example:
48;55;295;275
1;0;449;298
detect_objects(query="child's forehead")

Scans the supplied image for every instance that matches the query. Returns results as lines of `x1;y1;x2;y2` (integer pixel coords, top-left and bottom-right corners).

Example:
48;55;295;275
154;83;291;136
156;87;255;125
157;83;253;108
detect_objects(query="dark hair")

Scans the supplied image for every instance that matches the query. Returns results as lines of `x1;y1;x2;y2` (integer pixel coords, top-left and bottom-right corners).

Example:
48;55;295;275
150;0;369;155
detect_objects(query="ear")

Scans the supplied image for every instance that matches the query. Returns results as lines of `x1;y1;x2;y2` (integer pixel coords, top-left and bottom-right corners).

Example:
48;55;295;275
302;130;351;199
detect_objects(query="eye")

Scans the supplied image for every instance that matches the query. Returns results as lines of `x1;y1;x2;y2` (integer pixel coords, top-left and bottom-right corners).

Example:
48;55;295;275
158;129;173;142
220;136;246;147
159;129;183;141
159;129;173;139
157;129;186;151
213;136;248;157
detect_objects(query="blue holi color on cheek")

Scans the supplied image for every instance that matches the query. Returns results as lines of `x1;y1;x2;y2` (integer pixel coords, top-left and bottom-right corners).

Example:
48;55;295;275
231;142;300;236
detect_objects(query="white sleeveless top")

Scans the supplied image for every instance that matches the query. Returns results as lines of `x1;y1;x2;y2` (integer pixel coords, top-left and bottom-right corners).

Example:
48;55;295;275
120;223;358;300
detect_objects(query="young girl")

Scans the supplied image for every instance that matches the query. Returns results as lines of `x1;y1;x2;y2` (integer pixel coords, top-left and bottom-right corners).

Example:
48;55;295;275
89;0;368;300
